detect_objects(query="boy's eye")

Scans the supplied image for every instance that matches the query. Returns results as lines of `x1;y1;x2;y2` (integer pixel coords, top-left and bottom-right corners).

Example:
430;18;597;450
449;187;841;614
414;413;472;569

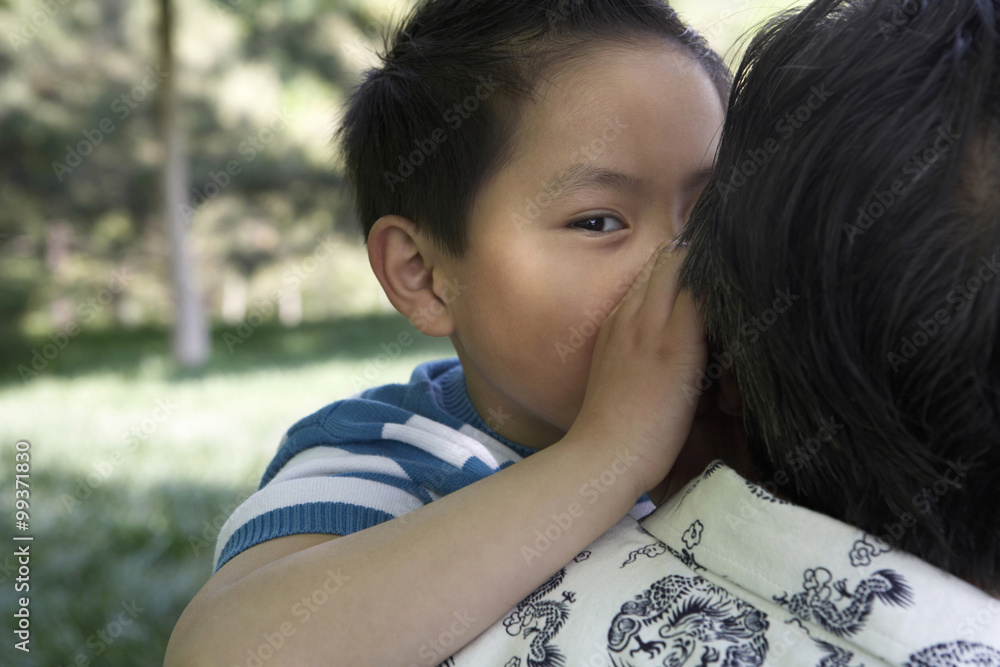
570;216;626;234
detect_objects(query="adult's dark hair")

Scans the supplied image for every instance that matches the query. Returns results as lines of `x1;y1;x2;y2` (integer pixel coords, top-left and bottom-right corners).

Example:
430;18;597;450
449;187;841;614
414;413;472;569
337;0;731;256
683;0;1000;587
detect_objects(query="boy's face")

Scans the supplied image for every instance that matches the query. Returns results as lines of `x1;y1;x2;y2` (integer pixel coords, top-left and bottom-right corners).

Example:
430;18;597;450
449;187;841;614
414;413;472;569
438;43;725;449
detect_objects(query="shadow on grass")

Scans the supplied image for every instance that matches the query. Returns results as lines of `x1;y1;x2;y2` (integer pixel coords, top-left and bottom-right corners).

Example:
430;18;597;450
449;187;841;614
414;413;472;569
0;463;255;667
0;312;454;387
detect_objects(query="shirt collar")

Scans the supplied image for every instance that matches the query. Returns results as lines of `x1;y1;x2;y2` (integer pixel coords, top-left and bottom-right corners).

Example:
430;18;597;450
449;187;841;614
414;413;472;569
436;360;539;460
640;462;1000;662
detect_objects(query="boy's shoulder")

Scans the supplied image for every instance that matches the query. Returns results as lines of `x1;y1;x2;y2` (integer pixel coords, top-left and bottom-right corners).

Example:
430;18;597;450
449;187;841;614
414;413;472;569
281;357;464;440
257;355;531;489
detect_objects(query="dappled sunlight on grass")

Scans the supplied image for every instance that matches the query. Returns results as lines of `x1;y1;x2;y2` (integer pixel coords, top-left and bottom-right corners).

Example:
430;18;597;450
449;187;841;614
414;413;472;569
0;313;453;666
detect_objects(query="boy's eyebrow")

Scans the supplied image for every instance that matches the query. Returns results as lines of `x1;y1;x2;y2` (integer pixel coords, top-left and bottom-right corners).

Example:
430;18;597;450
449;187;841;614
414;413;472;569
548;164;647;198
546;164;715;200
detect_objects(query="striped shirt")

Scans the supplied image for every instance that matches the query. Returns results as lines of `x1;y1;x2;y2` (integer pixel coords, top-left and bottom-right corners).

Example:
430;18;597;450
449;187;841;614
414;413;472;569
214;357;654;570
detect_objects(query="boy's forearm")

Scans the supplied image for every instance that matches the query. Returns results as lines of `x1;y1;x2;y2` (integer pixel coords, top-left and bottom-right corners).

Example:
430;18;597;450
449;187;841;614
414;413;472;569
168;433;646;666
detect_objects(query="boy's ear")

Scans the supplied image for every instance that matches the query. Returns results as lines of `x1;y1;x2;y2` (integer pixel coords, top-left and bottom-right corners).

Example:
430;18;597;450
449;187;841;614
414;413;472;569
367;215;455;338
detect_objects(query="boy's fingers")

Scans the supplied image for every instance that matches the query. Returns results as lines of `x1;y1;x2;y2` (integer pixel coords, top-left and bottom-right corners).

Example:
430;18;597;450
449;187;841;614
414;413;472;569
661;290;707;365
638;242;688;328
614;242;679;324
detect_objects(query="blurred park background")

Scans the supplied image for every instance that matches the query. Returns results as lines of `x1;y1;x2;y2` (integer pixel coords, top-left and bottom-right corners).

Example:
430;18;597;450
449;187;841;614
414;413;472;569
0;0;803;664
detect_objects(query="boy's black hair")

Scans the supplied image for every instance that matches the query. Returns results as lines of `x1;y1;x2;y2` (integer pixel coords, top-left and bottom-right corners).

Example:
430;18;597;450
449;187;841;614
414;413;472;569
338;0;731;256
682;0;999;587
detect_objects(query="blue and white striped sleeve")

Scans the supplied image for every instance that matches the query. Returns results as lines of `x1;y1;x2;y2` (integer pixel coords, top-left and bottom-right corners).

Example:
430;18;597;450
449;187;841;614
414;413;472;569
212;403;525;571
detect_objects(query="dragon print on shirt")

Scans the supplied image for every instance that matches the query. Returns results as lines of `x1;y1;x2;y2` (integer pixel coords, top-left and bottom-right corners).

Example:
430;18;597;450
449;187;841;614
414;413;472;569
629;519;706;574
848;534;890;568
784;619;863;667
502;568;573;667
773;567;913;637
905;640;1000;666
703;460;726;477
606;574;769;666
743;480;791;505
621;541;668;568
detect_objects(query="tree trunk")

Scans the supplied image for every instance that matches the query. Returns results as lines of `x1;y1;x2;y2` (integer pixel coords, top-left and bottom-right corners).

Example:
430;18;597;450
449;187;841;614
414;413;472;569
279;282;303;327
158;0;210;367
221;271;249;324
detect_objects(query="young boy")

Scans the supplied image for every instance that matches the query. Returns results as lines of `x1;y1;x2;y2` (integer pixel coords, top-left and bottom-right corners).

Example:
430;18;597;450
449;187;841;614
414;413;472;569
166;1;728;664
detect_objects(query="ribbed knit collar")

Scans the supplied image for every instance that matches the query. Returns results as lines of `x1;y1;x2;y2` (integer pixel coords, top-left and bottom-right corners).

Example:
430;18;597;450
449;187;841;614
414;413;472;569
435;359;542;460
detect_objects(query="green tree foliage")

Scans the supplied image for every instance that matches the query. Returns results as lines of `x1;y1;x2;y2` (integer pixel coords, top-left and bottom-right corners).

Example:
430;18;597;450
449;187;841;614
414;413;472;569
0;0;799;365
0;0;388;365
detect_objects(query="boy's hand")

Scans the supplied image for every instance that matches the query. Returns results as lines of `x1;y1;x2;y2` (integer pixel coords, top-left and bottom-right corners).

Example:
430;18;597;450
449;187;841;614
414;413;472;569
569;243;708;499
168;241;708;667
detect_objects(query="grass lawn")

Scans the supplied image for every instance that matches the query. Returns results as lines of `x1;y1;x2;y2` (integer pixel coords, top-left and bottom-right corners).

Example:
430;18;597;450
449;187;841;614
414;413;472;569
0;314;453;666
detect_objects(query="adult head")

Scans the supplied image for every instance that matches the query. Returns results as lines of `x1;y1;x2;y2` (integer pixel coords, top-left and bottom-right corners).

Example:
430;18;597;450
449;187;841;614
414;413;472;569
683;0;1000;589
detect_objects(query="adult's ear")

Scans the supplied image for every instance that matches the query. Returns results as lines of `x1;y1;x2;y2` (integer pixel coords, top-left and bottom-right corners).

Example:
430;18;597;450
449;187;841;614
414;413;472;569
367;215;455;337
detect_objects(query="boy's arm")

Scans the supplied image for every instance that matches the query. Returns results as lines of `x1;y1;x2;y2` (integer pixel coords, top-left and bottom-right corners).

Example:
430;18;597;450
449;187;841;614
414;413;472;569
165;246;705;667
